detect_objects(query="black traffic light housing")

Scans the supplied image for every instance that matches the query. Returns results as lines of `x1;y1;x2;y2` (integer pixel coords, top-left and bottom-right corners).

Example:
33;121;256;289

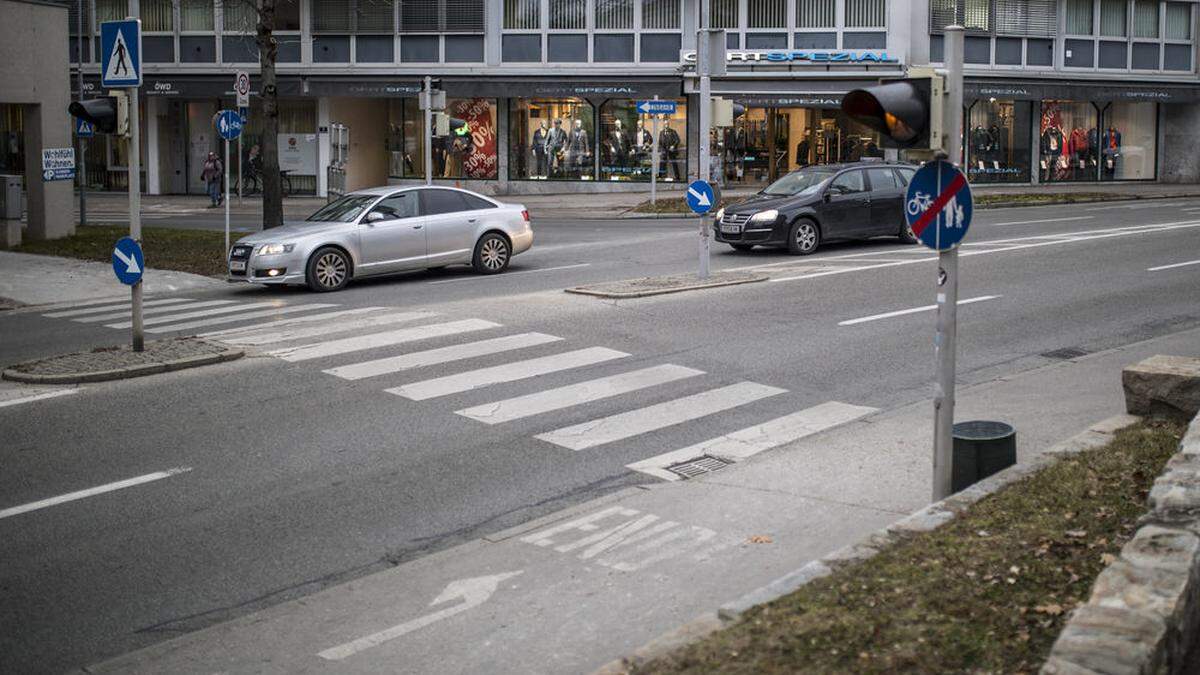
68;92;129;136
841;72;944;150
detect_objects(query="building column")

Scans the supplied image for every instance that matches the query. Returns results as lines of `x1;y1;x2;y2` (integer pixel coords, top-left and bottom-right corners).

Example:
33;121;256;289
496;98;509;194
317;96;331;197
485;0;501;66
1030;102;1041;185
22;103;74;240
146;97;161;195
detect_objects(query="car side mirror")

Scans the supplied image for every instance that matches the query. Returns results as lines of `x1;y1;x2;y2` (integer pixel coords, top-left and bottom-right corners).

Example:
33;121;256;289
366;211;386;223
823;191;833;202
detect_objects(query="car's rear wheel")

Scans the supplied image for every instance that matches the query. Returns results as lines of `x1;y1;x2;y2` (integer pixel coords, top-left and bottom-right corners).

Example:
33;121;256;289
730;244;754;252
306;247;351;292
473;233;510;274
787;219;820;255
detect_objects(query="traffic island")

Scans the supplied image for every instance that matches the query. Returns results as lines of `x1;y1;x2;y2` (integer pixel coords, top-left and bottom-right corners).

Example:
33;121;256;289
1;337;243;384
566;271;767;299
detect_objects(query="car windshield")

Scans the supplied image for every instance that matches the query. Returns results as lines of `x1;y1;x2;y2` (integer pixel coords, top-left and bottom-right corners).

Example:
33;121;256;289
761;169;836;197
306;194;378;223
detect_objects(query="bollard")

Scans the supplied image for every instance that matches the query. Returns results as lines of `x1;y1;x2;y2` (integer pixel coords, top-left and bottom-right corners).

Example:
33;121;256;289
951;420;1016;493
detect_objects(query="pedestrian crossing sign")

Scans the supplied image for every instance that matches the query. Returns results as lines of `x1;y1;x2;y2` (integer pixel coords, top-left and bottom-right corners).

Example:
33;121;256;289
101;19;142;88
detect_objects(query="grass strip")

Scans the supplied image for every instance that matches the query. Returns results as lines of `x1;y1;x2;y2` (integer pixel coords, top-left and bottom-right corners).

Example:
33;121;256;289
636;419;1184;675
629;197;746;215
10;225;248;277
628;192;1166;214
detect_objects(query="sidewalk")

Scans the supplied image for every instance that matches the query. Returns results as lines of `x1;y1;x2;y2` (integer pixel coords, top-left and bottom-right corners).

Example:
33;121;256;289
0;251;223;307
84;325;1200;675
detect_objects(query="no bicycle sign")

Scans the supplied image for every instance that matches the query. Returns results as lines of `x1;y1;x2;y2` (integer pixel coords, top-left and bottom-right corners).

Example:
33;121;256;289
904;160;973;251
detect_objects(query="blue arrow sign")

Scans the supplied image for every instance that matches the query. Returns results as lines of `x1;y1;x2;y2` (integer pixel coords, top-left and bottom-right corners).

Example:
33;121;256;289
216;110;243;140
112;237;144;285
904;160;973;251
637;100;677;115
76;118;95;138
101;19;142;88
686;179;716;215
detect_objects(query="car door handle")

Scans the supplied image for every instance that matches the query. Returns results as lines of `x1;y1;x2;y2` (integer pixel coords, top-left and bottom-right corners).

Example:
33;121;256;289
467;218;478;223
413;224;423;229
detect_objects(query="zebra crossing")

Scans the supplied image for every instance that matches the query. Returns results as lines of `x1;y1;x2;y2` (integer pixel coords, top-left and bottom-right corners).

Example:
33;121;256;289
37;294;878;480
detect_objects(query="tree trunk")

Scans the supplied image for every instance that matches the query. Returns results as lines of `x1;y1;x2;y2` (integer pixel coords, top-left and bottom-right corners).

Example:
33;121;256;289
257;0;283;229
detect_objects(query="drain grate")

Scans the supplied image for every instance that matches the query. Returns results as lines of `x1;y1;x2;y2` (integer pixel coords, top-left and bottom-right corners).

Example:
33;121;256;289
666;455;731;480
1041;347;1091;360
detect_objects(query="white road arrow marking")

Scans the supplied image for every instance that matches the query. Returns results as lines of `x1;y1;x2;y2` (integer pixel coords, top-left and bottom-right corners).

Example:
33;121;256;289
687;186;711;207
317;570;523;661
113;247;141;274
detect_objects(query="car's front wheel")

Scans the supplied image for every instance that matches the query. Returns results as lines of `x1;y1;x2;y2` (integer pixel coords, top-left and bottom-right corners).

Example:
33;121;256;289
306;246;351;292
898;219;919;244
787;219;821;255
473;233;511;274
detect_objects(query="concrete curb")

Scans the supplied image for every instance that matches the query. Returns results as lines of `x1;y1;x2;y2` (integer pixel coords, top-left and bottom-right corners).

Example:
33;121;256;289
565;272;768;299
594;413;1139;674
1;346;244;384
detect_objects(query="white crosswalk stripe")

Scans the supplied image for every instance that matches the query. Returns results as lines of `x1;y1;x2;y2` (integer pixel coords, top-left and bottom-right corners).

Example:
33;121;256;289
105;301;288;329
215;310;439;347
269;319;500;362
44;297;194;318
200;307;386;338
145;303;338;333
33;296;140;312
456;364;704;425
626;401;877;480
387;347;629;401
325;332;564;381
74;300;237;323
535;382;786;451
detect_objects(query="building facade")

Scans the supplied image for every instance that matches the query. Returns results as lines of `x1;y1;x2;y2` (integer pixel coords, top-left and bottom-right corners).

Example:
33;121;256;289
61;0;1200;196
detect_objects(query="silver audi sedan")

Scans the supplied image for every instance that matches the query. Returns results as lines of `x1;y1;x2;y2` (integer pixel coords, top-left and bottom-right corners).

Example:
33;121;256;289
227;186;533;292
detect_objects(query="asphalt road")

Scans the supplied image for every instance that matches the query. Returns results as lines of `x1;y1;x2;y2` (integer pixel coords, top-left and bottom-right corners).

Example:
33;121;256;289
3;197;1200;672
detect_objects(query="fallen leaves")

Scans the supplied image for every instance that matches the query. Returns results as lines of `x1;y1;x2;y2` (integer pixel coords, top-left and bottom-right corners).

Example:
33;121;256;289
748;535;773;545
1034;604;1065;616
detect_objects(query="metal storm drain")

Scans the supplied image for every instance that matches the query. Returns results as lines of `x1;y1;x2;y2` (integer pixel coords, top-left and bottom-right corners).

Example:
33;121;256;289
1041;347;1091;360
666;455;731;480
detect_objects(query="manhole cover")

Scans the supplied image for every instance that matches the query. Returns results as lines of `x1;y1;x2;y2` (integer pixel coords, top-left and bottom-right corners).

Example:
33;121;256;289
666;455;731;480
1041;347;1091;360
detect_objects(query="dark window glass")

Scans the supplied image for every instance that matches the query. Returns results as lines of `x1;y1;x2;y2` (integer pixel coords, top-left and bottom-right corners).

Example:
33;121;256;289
830;170;865;193
420;189;470;215
308;194;379;222
370;193;419;220
461;193;497;210
894;168;916;185
866;168;898;190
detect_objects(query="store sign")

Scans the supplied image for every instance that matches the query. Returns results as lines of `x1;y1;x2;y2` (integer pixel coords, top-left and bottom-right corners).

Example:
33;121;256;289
681;50;899;66
277;134;318;175
449;98;497;179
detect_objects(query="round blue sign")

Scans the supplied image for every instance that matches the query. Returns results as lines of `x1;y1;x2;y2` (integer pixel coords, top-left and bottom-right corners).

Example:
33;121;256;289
903;160;973;251
216;110;243;140
112;236;144;286
686;179;716;215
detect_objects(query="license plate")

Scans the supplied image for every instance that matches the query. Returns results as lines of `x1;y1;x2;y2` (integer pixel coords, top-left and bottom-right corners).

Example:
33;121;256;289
230;260;247;271
720;224;741;234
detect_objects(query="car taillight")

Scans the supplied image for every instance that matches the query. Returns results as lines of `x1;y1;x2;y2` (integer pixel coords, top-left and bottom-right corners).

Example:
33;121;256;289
521;210;530;222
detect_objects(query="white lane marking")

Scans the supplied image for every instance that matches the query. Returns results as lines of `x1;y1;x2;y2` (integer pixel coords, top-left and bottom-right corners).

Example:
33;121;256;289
269;319;499;362
105;301;286;328
427;263;592;285
205;309;433;344
388;347;628;401
627;401;877;480
838;295;1002;326
0;467;192;520
1085;200;1196;211
1147;259;1200;272
0;387;79;409
326;333;563;381
144;303;338;333
74;299;237;323
987;216;1093;227
457;364;705;424
536;381;786;451
44;297;193;318
317;571;523;661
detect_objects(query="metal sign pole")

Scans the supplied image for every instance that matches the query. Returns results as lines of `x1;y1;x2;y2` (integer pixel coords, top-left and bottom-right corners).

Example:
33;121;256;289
651;96;659;205
932;25;965;501
237;132;243;205
128;87;143;352
697;1;712;280
424;76;433;186
76;0;87;229
224;136;231;257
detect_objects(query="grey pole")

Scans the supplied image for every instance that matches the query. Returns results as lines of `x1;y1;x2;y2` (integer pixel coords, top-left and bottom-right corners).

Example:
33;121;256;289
651;95;659;205
932;25;964;501
697;0;711;280
237;129;243;204
224;136;231;256
76;0;87;229
424;76;433;186
128;87;144;352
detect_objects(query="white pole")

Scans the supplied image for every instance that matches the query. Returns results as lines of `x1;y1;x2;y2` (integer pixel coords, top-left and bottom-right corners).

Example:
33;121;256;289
697;0;712;280
651;96;659;205
128;88;143;352
224;136;231;257
932;25;965;501
424;76;433;186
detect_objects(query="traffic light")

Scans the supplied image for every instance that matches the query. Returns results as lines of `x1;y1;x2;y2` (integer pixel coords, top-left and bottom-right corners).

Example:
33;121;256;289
841;72;944;150
68;92;129;137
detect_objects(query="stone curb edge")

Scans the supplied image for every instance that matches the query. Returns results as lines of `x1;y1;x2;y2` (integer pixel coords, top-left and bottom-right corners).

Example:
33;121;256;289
1;348;245;384
565;274;768;299
592;413;1140;675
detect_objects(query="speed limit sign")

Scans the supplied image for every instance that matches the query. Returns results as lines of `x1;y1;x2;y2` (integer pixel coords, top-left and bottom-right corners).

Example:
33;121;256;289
234;70;250;107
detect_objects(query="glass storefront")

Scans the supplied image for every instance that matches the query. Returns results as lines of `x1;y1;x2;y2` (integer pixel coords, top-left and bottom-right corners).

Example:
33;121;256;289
1040;100;1099;182
1100;102;1157;180
598;99;688;182
965;99;1033;184
720;107;882;185
509;98;595;180
388;97;498;180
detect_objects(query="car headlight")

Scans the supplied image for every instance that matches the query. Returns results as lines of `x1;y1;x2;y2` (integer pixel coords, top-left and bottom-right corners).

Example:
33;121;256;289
749;209;779;222
714;207;725;221
257;243;295;255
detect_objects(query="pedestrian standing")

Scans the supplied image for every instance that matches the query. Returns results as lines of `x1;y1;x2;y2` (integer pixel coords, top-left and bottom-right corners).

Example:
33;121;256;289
201;151;223;207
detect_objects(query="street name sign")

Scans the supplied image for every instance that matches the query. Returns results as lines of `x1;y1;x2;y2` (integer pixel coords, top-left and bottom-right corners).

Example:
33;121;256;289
637;100;677;115
41;148;76;182
686;179;717;215
112;236;144;285
101;19;142;88
215;110;243;140
904;159;973;251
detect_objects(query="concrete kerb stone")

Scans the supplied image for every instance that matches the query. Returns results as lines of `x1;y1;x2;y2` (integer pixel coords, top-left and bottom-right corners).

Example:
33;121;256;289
1;339;244;384
594;414;1133;675
1123;355;1200;423
565;271;767;299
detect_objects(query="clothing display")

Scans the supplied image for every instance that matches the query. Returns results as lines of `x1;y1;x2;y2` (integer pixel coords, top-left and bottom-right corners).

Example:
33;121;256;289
1102;127;1122;176
606;120;630;172
545;120;567;177
659;124;681;181
567;121;590;178
531;122;549;178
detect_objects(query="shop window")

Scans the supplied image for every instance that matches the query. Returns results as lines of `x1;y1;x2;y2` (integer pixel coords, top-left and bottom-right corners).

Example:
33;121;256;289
966;99;1031;183
641;33;682;61
748;0;787;28
846;0;886;28
1065;0;1094;34
1133;0;1159;37
181;0;215;31
551;0;586;29
594;34;634;62
388;98;498;180
1040;101;1098;183
504;0;541;29
596;0;634;29
508;98;595;181
1100;102;1156;180
711;0;739;28
1099;0;1127;37
598;99;687;182
1165;2;1192;39
721;106;881;186
643;0;680;29
796;0;835;28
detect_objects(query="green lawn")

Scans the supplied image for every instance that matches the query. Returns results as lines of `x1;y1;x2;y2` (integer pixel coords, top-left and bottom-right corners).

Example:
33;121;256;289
629;191;1138;214
11;225;249;277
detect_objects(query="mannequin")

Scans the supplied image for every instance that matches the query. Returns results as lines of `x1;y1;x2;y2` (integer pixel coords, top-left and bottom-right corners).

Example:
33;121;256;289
795;138;810;167
568;119;590;178
659;119;681;181
545;118;567;178
532;120;549;178
1102;126;1121;176
635;120;653;176
1040;122;1064;180
608;118;630;176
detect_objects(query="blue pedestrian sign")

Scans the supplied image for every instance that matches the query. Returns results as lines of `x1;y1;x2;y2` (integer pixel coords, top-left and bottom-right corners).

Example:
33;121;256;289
686;179;716;215
112;237;144;286
637;100;677;115
904;160;973;251
215;110;243;140
76;118;95;137
101;19;142;88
